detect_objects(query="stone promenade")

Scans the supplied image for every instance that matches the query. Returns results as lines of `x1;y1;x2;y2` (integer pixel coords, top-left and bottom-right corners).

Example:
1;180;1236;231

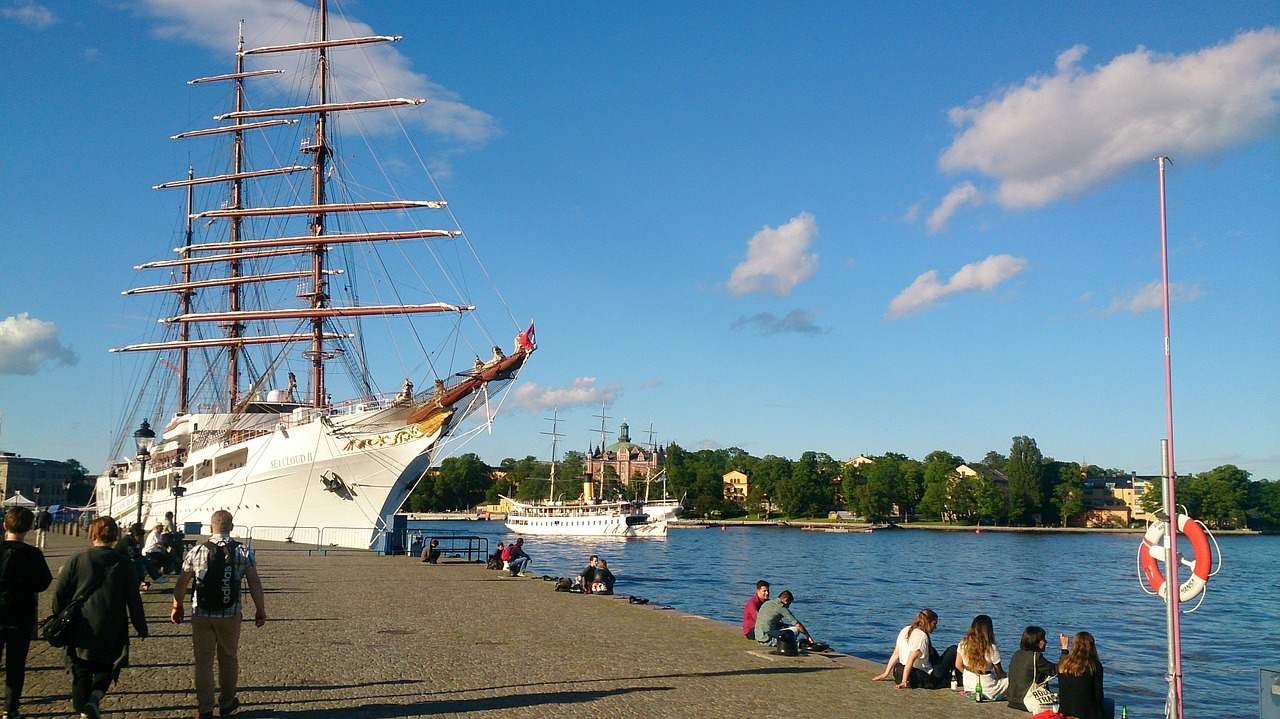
22;531;1022;718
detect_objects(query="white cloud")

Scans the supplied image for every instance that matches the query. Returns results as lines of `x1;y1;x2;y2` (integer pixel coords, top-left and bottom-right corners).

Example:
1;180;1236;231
728;212;819;296
1106;281;1202;315
511;377;620;413
903;202;922;223
128;0;496;142
0;0;56;28
887;255;1028;318
0;313;78;375
927;181;983;233
940;28;1280;209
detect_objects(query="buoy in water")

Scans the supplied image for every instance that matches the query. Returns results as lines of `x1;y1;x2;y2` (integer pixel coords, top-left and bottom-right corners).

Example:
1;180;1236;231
975;529;982;535
720;526;726;531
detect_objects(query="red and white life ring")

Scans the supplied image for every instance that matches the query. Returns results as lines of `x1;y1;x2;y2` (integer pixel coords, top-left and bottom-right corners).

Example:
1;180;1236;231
1140;514;1213;603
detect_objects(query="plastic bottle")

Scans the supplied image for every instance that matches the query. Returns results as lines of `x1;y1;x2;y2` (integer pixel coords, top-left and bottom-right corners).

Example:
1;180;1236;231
1120;706;1128;719
974;676;984;702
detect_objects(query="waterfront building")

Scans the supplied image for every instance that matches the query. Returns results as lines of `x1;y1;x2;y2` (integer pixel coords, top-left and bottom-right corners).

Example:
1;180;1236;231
722;470;750;505
0;452;78;506
585;422;663;486
844;454;875;467
1081;474;1157;526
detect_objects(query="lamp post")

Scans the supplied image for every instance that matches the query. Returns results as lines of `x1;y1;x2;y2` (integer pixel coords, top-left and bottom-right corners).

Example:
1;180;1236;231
171;485;186;530
133;419;156;528
33;485;41;510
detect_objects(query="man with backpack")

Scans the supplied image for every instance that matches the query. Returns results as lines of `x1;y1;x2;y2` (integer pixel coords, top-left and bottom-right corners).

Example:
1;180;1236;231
169;511;266;719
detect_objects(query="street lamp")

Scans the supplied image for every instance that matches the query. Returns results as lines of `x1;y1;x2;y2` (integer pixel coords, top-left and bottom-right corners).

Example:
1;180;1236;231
33;486;41;509
171;485;186;530
133;419;156;527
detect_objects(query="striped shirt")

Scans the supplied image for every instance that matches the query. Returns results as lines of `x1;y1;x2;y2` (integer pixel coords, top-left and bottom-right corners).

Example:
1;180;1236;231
182;534;256;618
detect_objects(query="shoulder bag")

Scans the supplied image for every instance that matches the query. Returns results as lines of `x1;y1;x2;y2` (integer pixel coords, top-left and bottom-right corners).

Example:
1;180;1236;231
40;562;113;647
1022;651;1059;713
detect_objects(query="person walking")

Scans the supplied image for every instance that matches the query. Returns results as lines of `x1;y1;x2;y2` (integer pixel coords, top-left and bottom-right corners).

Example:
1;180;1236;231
51;516;148;719
170;511;267;719
0;507;53;719
32;508;52;550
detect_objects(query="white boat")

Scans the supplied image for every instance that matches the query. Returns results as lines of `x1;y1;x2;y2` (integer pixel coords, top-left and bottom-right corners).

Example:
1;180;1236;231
501;409;666;537
504;498;667;538
96;2;534;549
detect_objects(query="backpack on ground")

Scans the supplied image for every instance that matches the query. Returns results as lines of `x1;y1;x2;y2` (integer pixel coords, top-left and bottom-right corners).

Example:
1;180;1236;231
775;632;799;656
195;540;242;612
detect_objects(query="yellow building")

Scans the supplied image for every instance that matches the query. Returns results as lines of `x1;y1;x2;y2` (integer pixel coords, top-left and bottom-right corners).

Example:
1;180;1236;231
722;470;750;505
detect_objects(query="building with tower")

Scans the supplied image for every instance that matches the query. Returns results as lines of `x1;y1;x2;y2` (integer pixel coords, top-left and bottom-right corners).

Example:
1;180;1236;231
585;421;664;487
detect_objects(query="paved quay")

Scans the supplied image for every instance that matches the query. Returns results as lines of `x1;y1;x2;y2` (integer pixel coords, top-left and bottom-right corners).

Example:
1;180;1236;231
25;531;1022;718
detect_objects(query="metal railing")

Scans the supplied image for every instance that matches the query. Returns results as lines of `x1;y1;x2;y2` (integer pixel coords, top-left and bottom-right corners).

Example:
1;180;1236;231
404;530;488;563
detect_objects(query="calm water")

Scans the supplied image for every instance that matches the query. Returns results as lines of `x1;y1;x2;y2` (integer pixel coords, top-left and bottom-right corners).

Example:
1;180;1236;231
411;521;1279;718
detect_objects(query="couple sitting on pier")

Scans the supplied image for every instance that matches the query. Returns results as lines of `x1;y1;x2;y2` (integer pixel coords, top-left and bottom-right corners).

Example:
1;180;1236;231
741;580;828;656
572;554;615;594
486;538;532;576
873;608;1109;719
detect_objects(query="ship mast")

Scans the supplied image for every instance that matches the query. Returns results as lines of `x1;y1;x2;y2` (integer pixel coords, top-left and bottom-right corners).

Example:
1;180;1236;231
178;166;194;414
307;0;332;408
541;409;563;502
227;21;247;409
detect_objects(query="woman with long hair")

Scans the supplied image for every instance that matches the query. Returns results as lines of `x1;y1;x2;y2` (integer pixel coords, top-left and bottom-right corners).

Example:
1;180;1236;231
51;516;148;718
1057;632;1106;719
871;608;959;689
954;614;1008;698
1006;625;1068;711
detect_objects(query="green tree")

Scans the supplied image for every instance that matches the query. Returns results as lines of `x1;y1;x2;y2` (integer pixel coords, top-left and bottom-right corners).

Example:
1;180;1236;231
1193;465;1250;528
858;457;899;521
840;462;865;514
975;476;1008;523
1005;436;1043;525
1251;480;1280;528
1053;463;1085;527
950;476;979;522
982;451;1008;471
776;452;833;517
920;451;963;520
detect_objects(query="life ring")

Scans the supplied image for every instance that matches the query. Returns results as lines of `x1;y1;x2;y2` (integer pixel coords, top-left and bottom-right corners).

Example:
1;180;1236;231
1139;514;1212;602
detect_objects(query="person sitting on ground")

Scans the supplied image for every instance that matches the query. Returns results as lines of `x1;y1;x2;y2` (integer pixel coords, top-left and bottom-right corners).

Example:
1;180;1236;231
1057;631;1107;719
753;590;811;655
576;555;599;593
872;608;959;689
487;542;505;570
506;538;531;576
955;614;1008;699
590;559;615;595
1006;626;1067;712
742;580;770;639
499;542;514;571
143;523;170;576
421;539;441;564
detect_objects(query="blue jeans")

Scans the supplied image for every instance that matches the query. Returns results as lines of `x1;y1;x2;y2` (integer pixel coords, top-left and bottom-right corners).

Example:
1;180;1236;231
508;557;529;574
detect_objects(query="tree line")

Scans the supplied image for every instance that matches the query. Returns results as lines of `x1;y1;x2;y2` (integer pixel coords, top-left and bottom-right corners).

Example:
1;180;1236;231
401;440;1280;530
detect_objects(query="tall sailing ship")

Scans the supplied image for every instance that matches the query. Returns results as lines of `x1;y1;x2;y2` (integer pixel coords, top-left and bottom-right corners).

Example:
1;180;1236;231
96;2;534;549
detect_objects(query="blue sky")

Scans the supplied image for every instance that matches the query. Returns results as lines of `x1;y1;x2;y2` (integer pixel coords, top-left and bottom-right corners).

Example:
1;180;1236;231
1;1;1276;479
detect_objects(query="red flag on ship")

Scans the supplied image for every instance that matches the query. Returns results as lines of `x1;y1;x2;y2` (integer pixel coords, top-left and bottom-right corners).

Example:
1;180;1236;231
516;322;536;352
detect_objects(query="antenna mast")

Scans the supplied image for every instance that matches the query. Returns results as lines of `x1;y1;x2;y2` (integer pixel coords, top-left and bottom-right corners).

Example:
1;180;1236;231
591;401;612;499
541;409;563;502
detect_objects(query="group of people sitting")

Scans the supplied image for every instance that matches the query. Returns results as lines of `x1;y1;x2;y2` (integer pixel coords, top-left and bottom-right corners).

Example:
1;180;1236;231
114;513;184;591
871;608;1109;719
741;580;828;656
485;538;532;577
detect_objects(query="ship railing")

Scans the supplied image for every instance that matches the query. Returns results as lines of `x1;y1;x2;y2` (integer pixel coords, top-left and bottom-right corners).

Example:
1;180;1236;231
402;529;488;563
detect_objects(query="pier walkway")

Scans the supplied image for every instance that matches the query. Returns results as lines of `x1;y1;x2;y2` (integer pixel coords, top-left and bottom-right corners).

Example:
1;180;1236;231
24;531;1021;717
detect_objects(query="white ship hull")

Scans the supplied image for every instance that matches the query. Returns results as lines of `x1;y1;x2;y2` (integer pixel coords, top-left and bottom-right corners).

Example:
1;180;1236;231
503;497;667;538
98;403;453;549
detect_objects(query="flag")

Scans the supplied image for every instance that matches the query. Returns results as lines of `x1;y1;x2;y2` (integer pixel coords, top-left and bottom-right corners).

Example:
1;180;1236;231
516;322;536;352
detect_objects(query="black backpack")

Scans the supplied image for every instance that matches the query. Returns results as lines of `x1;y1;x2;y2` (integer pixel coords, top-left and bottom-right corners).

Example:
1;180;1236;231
194;540;241;612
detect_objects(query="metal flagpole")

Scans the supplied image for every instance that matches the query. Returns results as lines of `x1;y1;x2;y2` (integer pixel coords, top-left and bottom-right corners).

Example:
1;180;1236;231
1156;156;1184;719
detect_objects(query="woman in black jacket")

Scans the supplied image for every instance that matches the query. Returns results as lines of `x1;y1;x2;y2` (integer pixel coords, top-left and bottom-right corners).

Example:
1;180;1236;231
1006;625;1067;711
0;507;53;718
52;516;148;719
1057;632;1106;719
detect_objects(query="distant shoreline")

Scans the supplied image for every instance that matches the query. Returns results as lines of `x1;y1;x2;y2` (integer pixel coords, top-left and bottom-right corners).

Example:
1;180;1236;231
667;519;1267;536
